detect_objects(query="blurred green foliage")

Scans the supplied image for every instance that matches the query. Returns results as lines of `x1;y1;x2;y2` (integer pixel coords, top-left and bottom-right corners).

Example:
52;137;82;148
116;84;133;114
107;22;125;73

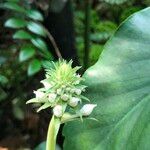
74;0;149;67
2;0;53;76
0;1;54;125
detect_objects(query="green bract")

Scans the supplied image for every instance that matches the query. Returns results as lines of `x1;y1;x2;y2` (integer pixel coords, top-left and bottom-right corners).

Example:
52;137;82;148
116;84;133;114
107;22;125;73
26;60;97;121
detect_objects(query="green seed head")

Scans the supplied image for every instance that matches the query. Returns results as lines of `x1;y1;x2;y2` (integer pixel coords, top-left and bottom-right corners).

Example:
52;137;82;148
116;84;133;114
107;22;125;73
26;59;96;122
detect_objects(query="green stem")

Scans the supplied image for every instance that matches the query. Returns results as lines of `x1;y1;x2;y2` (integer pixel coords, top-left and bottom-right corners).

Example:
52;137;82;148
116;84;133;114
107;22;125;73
46;115;61;150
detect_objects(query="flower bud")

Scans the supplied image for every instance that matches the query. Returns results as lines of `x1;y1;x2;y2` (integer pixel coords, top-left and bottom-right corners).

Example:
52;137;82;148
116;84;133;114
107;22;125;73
80;104;97;116
34;90;45;99
53;105;63;117
48;93;57;103
41;80;52;90
61;94;69;101
69;97;80;107
75;89;82;95
57;89;62;95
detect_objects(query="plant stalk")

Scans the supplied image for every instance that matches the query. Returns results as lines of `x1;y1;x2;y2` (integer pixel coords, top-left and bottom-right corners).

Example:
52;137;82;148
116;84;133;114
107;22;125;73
46;115;61;150
45;29;63;59
38;22;62;59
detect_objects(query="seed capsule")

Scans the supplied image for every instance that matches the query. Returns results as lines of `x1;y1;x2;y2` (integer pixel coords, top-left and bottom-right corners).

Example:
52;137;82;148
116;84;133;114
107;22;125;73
80;104;97;116
53;105;63;117
69;97;80;107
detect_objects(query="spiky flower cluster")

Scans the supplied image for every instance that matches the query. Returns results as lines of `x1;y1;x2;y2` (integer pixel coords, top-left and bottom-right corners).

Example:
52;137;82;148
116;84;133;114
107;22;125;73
26;60;97;122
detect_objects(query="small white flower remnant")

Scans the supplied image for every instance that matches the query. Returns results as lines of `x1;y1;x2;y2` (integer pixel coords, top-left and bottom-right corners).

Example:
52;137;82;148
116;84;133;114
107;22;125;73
69;97;80;107
34;90;45;99
48;93;57;103
80;104;97;116
53;105;63;117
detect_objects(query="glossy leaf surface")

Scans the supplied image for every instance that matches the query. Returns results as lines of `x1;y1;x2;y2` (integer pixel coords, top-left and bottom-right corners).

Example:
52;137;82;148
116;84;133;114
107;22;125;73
63;8;150;150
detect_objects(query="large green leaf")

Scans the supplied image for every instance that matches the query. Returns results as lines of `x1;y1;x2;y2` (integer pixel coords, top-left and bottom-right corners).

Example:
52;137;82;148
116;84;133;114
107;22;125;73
63;8;150;150
101;0;129;4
